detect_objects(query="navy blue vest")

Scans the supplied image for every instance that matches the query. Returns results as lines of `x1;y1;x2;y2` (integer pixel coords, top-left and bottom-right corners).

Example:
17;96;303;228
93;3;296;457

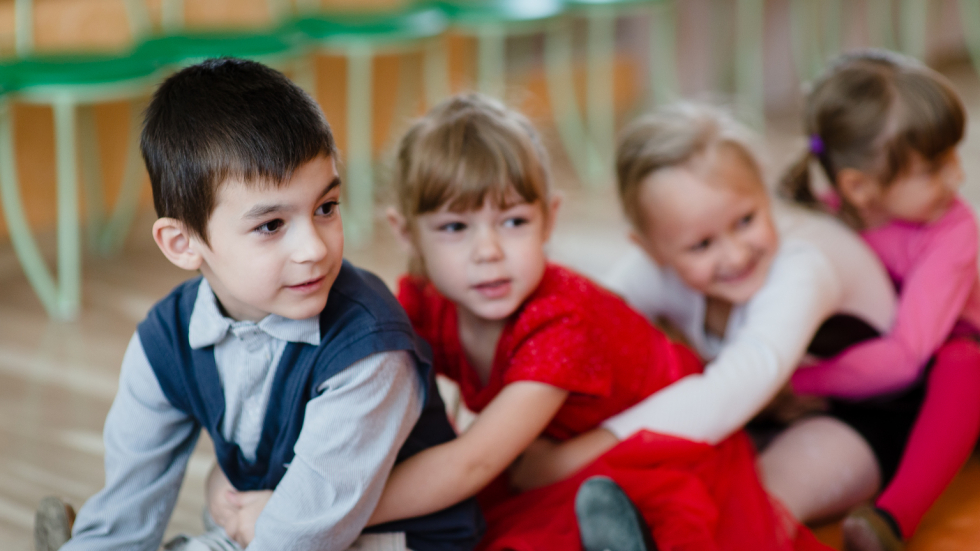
138;261;483;550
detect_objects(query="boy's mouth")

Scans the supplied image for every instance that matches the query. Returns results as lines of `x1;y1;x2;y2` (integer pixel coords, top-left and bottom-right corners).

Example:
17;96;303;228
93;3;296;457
473;278;512;299
288;276;326;293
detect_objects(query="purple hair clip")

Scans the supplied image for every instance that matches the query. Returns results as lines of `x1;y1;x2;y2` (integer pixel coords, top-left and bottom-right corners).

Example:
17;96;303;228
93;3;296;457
809;134;825;156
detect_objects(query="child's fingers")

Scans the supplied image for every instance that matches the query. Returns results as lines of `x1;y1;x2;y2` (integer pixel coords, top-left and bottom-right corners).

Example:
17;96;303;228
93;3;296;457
225;489;243;507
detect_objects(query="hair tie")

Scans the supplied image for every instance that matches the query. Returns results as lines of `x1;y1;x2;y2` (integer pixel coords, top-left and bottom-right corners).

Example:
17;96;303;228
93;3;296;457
809;134;825;156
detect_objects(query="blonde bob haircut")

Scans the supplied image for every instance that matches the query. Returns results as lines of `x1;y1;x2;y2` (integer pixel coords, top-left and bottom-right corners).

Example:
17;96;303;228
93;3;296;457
392;93;553;225
616;102;763;231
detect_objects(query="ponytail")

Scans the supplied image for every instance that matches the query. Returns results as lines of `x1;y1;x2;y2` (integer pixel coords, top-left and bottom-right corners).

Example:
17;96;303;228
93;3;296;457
778;150;821;210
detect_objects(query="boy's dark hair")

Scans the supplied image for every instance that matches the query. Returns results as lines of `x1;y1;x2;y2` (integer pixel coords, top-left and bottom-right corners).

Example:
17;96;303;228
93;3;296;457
142;58;337;245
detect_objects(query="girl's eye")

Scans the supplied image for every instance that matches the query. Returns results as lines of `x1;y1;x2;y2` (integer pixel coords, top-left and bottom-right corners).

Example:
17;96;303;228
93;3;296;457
316;201;339;217
438;221;467;233
688;238;711;252
256;219;284;234
736;212;755;228
503;217;529;228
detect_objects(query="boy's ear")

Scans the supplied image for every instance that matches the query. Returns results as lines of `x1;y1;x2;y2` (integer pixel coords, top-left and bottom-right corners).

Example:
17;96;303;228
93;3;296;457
835;168;879;210
385;207;417;255
542;193;563;241
152;218;204;271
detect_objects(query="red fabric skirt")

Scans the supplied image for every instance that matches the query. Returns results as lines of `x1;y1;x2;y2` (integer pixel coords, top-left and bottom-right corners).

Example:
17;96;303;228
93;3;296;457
477;431;831;551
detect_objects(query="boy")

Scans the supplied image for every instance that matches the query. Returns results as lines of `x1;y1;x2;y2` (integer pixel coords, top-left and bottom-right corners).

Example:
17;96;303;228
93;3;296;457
35;58;482;551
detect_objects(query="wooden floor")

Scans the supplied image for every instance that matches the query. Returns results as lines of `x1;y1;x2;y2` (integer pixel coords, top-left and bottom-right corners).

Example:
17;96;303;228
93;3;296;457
5;61;980;550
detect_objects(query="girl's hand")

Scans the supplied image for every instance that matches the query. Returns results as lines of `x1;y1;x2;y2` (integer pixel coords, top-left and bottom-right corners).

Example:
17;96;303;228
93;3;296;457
509;429;620;491
368;381;568;525
508;437;558;490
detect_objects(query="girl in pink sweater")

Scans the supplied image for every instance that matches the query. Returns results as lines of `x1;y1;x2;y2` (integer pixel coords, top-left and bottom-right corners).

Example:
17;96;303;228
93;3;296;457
782;49;980;551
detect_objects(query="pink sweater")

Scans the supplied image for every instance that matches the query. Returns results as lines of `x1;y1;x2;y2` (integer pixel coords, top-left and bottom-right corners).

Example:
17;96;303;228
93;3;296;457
792;198;980;399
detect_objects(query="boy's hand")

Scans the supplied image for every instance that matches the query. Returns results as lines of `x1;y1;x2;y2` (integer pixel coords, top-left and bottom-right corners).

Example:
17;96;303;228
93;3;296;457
226;490;273;547
206;464;240;530
205;464;273;547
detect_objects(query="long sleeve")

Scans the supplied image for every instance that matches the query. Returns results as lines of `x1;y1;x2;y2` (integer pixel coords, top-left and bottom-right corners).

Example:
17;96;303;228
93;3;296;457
792;205;979;399
602;242;841;444
247;351;423;551
64;333;200;551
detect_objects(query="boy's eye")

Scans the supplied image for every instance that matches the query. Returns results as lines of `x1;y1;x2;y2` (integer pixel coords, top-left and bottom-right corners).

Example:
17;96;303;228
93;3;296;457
438;221;467;233
688;238;711;252
502;216;529;228
316;201;339;217
255;219;284;234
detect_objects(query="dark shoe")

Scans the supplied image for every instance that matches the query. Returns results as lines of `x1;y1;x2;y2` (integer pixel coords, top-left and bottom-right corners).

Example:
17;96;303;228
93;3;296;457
34;496;75;551
575;476;657;551
842;505;905;551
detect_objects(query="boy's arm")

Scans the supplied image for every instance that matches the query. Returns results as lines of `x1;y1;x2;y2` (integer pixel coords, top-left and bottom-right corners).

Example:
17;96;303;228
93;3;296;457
65;333;199;551
368;381;568;525
246;350;423;551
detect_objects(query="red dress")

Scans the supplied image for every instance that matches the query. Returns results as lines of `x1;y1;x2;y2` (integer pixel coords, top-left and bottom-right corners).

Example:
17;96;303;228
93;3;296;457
399;264;830;551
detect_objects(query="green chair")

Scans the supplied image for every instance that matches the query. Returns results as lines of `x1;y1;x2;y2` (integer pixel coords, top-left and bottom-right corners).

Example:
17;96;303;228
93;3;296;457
285;4;449;246
963;0;980;80
789;0;842;83
436;0;566;100
546;0;677;187
128;0;301;71
790;0;930;86
733;0;764;131
0;0;163;319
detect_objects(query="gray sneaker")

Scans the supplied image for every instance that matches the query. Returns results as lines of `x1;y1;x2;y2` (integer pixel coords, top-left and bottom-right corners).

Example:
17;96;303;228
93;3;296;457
575;476;657;551
163;530;242;551
842;505;905;551
34;496;75;551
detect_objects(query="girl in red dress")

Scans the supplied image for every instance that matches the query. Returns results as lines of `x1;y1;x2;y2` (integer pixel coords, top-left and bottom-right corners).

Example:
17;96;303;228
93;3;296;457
366;93;828;551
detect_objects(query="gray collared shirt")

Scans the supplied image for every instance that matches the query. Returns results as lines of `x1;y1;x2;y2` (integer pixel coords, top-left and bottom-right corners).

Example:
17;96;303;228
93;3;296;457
65;279;424;551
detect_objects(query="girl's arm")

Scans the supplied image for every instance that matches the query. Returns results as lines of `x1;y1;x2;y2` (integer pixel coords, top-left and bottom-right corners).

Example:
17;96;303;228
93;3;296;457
601;243;841;445
792;208;979;399
509;430;619;491
368;381;568;525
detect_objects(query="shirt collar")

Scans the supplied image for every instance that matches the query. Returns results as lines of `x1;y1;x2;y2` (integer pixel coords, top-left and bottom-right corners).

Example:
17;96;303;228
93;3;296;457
188;279;321;349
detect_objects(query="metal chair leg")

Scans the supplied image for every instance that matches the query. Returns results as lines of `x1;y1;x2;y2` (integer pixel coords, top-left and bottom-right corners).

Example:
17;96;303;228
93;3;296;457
900;0;928;59
586;8;617;173
53;99;82;319
648;0;679;108
423;35;451;108
0;98;82;319
735;0;765;131
544;19;603;187
79;105;106;252
98;98;149;255
344;43;375;247
477;25;506;99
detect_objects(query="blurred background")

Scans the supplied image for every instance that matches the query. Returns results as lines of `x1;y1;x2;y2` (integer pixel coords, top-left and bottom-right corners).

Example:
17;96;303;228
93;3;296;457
2;0;980;549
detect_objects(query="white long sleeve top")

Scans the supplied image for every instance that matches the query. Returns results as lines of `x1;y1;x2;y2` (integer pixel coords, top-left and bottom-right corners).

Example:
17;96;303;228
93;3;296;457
601;202;897;444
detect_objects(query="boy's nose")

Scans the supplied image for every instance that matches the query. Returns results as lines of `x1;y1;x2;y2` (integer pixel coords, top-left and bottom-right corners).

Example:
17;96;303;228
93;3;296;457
292;224;329;263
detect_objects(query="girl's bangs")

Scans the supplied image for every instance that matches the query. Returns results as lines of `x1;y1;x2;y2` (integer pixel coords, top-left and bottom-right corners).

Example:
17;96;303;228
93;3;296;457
413;131;545;215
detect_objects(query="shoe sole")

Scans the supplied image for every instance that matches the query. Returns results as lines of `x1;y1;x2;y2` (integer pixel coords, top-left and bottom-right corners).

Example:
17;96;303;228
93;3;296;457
575;476;654;551
34;496;73;551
